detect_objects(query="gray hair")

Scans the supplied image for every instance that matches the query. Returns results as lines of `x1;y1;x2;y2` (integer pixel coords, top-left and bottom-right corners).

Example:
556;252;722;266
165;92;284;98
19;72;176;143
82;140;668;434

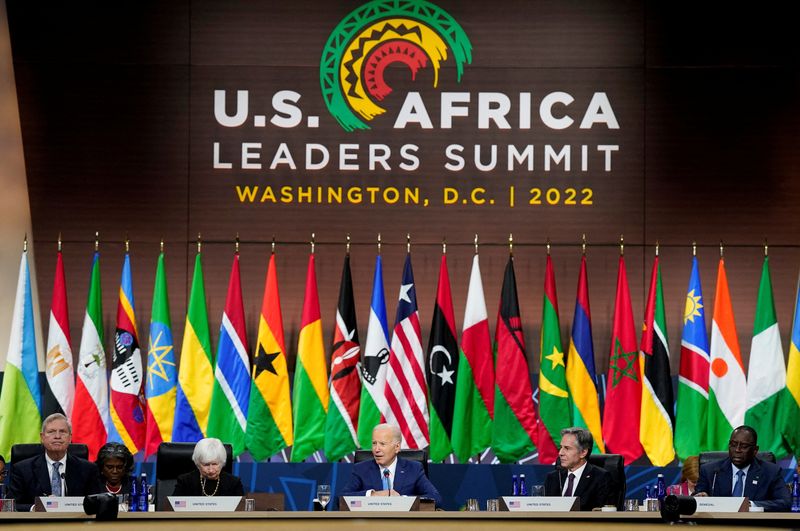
192;438;227;466
41;413;72;434
373;423;402;444
560;427;593;457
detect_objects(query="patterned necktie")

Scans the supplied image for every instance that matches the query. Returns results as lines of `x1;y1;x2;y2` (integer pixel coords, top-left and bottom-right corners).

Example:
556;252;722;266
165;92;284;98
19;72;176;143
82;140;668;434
564;473;576;497
51;462;62;496
732;470;745;497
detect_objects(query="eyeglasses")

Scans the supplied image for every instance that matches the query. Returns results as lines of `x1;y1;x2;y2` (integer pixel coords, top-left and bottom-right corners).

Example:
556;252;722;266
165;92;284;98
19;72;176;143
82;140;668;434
728;441;755;450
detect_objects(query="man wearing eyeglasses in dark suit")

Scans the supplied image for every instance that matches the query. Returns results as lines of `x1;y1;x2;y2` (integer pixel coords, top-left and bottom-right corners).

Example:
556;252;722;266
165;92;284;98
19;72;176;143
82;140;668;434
694;425;790;512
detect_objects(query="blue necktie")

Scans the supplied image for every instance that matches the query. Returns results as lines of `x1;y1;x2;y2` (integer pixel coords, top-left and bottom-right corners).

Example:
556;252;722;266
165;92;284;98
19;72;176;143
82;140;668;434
382;469;391;491
732;470;745;497
51;462;62;496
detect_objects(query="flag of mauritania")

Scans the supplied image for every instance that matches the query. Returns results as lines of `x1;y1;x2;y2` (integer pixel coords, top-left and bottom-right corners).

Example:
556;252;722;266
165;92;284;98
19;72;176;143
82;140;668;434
356;255;390;449
144;252;177;458
565;255;604;453
324;253;361;462
0;250;42;459
427;254;459;462
291;253;329;462
601;255;643;465
172;252;214;442
783;270;800;455
451;253;494;462
72;251;109;460
745;256;790;458
246;252;293;460
207;253;251;456
44;249;75;418
639;255;675;466
492;256;538;463
674;256;710;460
537;254;570;465
708;257;746;450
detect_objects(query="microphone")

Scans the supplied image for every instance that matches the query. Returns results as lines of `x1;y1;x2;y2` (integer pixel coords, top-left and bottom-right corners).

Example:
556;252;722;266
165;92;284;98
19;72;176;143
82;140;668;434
711;470;717;496
383;469;391;496
60;473;67;497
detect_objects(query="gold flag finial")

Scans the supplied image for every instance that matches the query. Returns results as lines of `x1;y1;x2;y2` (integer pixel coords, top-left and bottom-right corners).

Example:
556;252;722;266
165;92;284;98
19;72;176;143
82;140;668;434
442;236;447;255
764;238;768;257
655;240;659;257
197;233;202;254
311;232;315;254
58;232;62;252
271;235;276;254
235;233;240;254
719;240;724;258
582;233;587;255
546;237;551;256
619;234;624;256
23;234;28;253
346;233;351;255
406;233;411;254
377;233;382;255
509;233;514;256
125;234;130;253
692;241;697;257
95;231;100;252
474;234;479;255
160;238;164;254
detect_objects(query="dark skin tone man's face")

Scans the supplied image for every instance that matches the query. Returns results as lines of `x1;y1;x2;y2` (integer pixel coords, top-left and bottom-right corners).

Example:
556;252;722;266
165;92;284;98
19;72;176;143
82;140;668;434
728;429;758;468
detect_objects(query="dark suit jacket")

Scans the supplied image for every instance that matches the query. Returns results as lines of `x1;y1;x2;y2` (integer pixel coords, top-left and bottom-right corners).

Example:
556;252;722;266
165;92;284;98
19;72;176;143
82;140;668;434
173;469;244;497
8;453;102;511
544;462;613;511
695;457;790;512
341;457;442;507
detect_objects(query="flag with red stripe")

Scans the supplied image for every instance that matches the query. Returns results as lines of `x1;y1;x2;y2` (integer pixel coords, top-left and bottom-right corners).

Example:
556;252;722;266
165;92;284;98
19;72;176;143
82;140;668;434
44;249;75;417
383;253;429;449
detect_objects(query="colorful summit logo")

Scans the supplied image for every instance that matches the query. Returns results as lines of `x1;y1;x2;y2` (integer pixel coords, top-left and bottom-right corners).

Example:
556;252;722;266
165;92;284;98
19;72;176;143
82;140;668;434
320;0;473;131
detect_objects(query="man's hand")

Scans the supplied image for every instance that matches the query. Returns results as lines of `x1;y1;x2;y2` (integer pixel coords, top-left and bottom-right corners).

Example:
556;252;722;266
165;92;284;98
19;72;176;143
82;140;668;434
371;489;401;497
694;492;708;497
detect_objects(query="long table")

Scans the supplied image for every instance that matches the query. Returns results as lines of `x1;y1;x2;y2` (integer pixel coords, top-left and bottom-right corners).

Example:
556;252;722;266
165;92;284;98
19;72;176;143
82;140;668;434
2;511;800;530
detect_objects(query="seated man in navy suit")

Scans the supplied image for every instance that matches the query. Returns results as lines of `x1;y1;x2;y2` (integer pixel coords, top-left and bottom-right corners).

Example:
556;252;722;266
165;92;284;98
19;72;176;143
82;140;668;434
544;427;614;510
8;413;101;511
342;423;441;507
695;425;790;511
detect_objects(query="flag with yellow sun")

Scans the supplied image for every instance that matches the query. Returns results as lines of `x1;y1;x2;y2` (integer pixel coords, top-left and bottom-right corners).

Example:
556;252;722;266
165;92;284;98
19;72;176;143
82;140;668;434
537;253;571;464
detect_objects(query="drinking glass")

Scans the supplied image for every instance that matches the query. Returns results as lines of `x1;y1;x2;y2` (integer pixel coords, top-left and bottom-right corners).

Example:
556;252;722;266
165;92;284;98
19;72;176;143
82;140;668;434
466;498;480;511
317;484;331;510
244;498;256;512
623;499;639;512
486;499;499;512
0;499;15;512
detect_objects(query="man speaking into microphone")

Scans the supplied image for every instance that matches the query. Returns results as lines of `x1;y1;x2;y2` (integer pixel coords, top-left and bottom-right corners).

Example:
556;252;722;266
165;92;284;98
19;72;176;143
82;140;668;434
694;425;789;511
342;423;441;507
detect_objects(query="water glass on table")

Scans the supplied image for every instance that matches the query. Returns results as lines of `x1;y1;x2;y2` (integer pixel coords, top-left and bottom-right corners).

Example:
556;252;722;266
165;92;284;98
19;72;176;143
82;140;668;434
486;498;499;512
317;484;331;510
466;498;480;511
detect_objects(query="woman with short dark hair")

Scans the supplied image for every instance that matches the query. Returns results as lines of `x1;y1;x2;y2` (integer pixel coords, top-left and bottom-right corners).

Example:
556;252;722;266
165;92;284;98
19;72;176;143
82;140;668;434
95;442;134;495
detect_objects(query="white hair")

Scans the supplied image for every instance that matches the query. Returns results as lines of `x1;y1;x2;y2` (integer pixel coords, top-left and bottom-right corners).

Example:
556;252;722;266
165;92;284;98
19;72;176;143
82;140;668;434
192;438;227;466
41;413;72;434
373;423;402;444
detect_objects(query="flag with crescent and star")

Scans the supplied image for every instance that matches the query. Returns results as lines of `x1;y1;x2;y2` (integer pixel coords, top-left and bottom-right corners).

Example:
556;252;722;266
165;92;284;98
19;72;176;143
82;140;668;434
291;253;329;461
144;251;177;458
207;253;251;456
109;253;147;454
639;254;675;466
356;254;391;449
427;253;459;462
601;255;643;464
324;252;361;461
43;248;75;418
383;253;430;449
537;253;570;464
492;256;539;463
246;252;294;460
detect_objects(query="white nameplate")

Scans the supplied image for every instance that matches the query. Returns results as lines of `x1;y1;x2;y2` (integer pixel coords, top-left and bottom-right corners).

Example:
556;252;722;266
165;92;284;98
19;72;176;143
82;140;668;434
343;495;417;511
168;496;242;512
38;496;86;512
501;496;580;511
693;497;748;512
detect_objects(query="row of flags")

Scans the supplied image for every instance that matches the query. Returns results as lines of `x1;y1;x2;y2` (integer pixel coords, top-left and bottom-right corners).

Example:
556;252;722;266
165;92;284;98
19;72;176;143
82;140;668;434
2;241;800;467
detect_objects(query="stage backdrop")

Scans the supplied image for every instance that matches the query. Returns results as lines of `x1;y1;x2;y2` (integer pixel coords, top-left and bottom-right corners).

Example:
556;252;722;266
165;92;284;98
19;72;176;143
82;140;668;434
4;1;800;449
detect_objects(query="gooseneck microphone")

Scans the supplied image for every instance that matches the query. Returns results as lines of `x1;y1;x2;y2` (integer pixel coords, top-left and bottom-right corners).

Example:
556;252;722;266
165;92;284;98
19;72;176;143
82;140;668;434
383;469;392;496
60;473;67;497
711;469;718;496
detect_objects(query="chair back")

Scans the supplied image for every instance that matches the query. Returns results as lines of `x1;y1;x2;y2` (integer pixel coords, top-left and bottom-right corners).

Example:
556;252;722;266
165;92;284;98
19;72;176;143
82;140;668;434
154;442;233;510
587;453;625;510
353;448;429;475
10;443;89;464
698;451;775;466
